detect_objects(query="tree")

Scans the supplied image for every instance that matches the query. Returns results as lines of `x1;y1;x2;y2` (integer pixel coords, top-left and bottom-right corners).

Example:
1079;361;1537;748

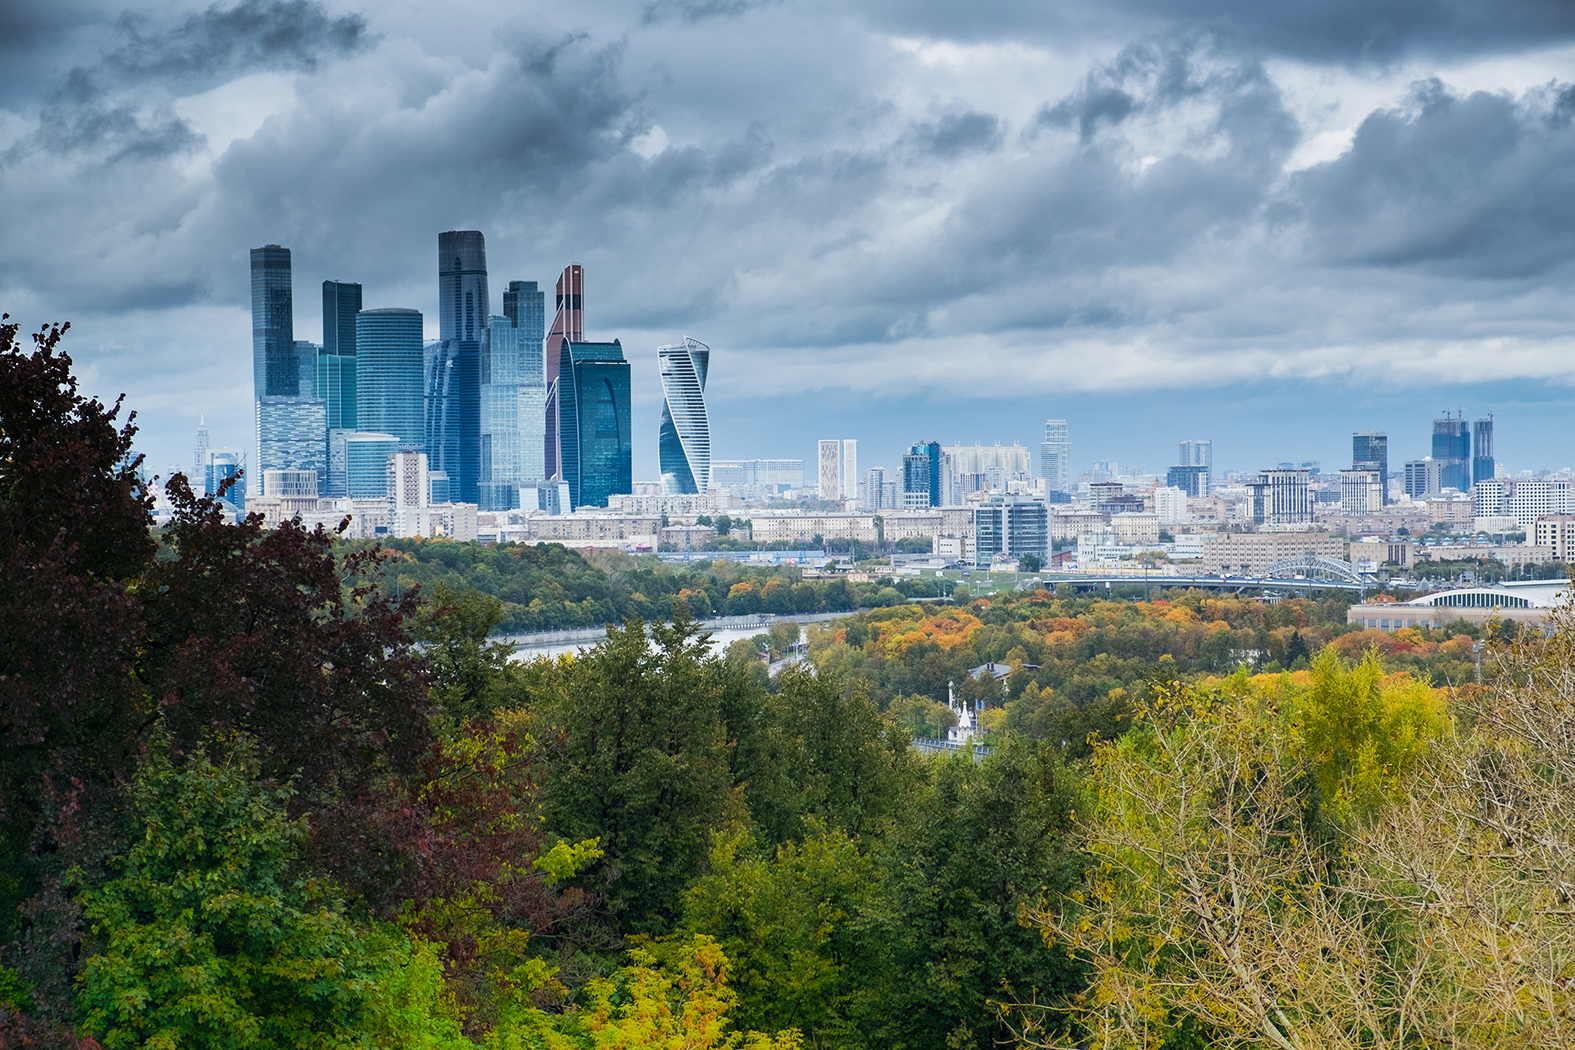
538;612;735;934
1018;553;1043;572
76;740;412;1049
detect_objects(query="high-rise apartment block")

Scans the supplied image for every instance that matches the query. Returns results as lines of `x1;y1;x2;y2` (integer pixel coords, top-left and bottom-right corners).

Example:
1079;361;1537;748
256;396;326;487
557;339;631;509
543;265;584;481
818;440;842;501
1247;468;1312;525
842;440;857;500
1039;419;1071;492
1473;416;1495;487
1352;432;1388;506
356;308;425;448
1432;412;1470;492
658;337;712;495
710;460;803;498
1178;440;1212;469
861;466;899;510
946;444;1030;496
388;449;432;538
479;280;547;510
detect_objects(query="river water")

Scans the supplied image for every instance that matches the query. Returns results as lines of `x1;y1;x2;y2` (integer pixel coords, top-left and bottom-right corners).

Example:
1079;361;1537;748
512;622;807;663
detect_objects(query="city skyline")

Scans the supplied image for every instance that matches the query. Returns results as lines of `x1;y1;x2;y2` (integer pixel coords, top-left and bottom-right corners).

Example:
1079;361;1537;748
9;1;1575;482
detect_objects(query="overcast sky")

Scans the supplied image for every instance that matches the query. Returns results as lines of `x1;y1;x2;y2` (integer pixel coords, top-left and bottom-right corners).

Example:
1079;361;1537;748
5;0;1575;482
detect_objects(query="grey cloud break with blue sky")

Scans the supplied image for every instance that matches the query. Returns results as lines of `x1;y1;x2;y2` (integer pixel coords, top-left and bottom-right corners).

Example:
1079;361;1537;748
5;0;1575;480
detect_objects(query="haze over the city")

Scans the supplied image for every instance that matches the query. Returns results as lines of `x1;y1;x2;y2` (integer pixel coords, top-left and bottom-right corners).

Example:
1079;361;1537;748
5;0;1575;478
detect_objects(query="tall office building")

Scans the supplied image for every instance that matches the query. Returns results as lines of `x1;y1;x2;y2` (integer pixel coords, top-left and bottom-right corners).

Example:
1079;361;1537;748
203;450;245;507
251;245;295;397
862;466;899;510
318;280;361;432
1404;458;1441;499
193;416;209;480
1352;432;1389;506
903;441;943;509
479;281;547;510
1473;416;1495;487
658;337;712;495
974;497;1049;565
257;397;326;486
543;264;584;481
1166;465;1210;497
356;308;425;448
1432;412;1470;492
322;280;362;356
557;339;631;508
1040;419;1071;492
427;232;489;505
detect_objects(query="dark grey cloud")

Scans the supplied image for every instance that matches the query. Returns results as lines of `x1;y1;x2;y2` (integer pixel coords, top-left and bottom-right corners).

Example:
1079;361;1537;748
100;0;373;87
1293;79;1575;278
640;0;783;26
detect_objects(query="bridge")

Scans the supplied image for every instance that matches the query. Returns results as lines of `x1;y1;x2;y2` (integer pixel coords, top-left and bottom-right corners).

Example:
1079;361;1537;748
1049;568;1369;596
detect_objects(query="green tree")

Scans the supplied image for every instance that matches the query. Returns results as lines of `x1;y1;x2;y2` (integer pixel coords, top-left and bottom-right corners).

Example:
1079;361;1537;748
76;739;460;1049
417;582;517;726
538;612;735;934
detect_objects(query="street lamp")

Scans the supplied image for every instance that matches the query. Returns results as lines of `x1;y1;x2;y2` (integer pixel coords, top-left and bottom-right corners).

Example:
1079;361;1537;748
1472;640;1484;684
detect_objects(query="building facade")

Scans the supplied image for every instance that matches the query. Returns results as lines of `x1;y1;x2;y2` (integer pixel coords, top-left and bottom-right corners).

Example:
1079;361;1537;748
543;264;584;482
480;280;548;510
557;339;632;508
1432;412;1470;492
356;308;425;448
1404;458;1442;499
818;440;842;500
1352;431;1389;506
1247;468;1312;525
710;459;804;498
322;280;362;357
256;396;326;485
973;497;1049;565
1473;416;1495;487
1339;468;1383;514
658;337;712;495
1040;419;1071;492
251;245;295;398
903;441;942;509
1166;464;1211;497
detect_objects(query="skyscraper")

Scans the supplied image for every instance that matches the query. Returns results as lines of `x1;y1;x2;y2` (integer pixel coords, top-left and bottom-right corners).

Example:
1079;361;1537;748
1473;416;1495;487
1352;431;1389;506
428;232;488;505
842;441;857;500
1432;412;1470;492
479;280;547;510
818;440;841;500
557;339;631;509
251;245;294;397
658;337;712;495
543;265;584;481
193;416;209;480
356;308;425;448
1040;419;1071;492
1178;440;1212;469
903;441;942;508
322;280;362;357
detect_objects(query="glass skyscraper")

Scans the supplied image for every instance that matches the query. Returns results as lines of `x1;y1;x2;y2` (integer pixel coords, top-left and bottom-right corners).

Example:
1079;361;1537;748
430;231;488;504
1432;413;1470;492
322;280;362;356
342;432;400;498
478;280;547;510
257;397;326;487
251;245;295;397
1039;419;1071;492
658;337;711;495
356;308;425;448
544;264;584;481
557;339;631;509
1352;431;1388;506
1473;416;1494;486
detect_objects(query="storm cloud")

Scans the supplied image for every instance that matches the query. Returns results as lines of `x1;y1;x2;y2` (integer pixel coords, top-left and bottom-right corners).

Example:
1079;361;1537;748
3;0;1575;477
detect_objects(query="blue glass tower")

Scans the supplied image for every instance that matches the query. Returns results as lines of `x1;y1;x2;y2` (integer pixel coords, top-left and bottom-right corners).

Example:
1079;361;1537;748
478;280;547;510
356;308;425;449
429;231;488;504
251;245;295;397
658;337;711;495
557;338;631;509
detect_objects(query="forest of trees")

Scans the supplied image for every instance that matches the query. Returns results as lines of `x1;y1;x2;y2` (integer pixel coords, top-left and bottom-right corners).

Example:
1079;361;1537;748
7;318;1575;1049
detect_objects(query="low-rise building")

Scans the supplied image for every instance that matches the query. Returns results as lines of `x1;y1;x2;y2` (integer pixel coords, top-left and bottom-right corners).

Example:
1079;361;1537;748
751;512;878;545
1111;512;1160;545
1200;531;1346;575
1347;580;1571;630
661;524;717;550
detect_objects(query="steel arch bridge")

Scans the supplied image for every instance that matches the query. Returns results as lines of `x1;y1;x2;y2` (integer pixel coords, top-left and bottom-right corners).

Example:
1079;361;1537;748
1265;554;1361;583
